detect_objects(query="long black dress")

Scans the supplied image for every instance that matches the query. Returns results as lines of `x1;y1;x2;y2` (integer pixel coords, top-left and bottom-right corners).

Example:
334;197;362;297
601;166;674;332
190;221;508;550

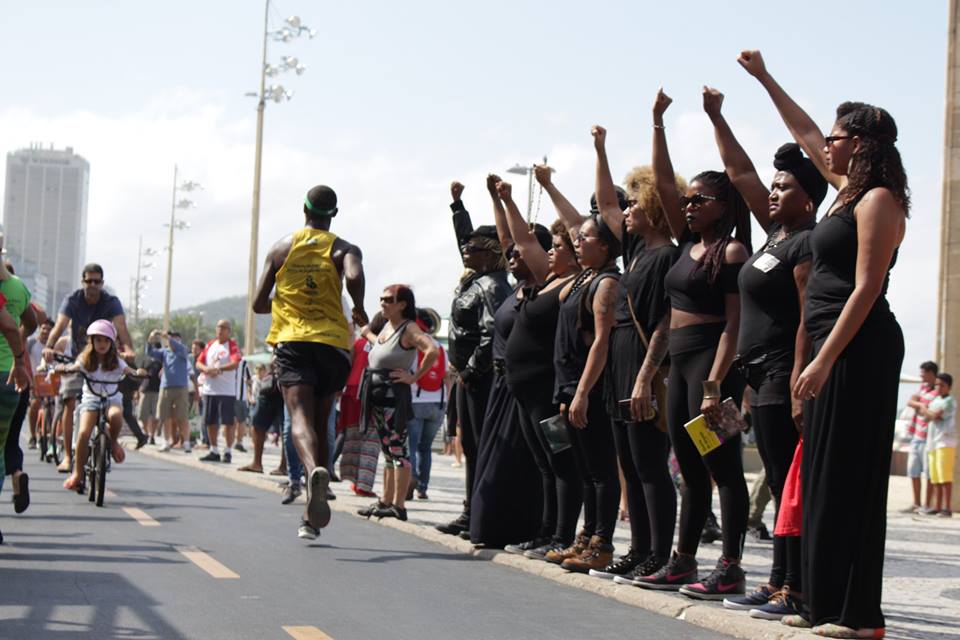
802;198;904;629
470;288;542;547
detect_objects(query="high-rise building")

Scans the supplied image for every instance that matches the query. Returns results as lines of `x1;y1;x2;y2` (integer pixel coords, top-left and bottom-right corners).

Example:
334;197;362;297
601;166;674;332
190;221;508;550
2;144;89;311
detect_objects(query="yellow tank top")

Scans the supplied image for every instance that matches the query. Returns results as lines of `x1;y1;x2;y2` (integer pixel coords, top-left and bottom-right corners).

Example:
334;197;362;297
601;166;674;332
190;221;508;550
266;228;350;349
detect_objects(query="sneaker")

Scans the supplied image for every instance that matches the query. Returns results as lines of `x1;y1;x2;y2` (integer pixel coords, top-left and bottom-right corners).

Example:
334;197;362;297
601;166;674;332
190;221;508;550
562;535;614;574
222;451;232;464
938;510;953;518
326;487;336;501
358;500;387;518
148;436;156;446
679;556;746;600
28;438;37;450
747;522;772;541
724;583;777;610
306;467;331;529
898;504;921;514
701;512;722;544
417;491;429;500
458;530;472;540
297;519;319;540
523;538;568;560
750;587;803;620
919;506;939;515
234;443;246;453
635;551;699;591
613;552;668;586
435;513;469;536
504;537;552;556
281;484;302;505
159;443;172;453
135;435;149;450
184;442;192;453
199;451;221;462
374;504;408;521
545;531;590;565
589;547;645;579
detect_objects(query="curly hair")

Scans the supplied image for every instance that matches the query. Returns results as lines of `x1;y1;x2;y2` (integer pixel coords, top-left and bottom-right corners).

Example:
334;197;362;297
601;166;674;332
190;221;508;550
551;219;575;255
690;170;753;285
79;336;119;373
835;101;910;215
623;165;684;239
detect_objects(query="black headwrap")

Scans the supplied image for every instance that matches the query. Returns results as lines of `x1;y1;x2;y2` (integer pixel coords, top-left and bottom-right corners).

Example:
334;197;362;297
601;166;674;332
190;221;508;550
532;223;552;251
592;214;622;258
773;143;828;207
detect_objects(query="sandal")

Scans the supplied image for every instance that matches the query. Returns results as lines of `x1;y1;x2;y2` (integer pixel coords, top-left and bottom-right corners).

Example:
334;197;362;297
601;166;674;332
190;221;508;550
269;467;287;476
238;464;263;473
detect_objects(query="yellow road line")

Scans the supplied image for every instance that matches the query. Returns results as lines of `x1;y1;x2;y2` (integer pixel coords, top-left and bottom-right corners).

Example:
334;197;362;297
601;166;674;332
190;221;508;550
175;546;239;579
122;507;160;527
282;626;334;640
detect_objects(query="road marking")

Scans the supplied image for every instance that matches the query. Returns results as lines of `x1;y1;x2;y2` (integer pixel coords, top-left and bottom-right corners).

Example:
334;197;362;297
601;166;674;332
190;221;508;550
122;507;159;527
282;626;334;640
175;546;239;579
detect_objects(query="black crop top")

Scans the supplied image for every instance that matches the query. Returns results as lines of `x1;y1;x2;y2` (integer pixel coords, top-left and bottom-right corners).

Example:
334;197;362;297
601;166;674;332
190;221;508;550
664;242;742;316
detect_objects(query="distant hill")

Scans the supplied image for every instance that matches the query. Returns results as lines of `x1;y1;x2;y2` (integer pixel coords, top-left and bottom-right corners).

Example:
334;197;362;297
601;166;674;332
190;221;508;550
175;295;271;342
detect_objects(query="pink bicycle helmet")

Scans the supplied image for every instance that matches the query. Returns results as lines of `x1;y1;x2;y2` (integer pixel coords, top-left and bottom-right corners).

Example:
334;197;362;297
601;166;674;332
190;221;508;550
86;319;118;343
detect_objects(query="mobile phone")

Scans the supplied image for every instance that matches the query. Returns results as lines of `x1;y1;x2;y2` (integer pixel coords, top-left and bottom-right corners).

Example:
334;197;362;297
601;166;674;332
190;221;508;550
619;397;658;422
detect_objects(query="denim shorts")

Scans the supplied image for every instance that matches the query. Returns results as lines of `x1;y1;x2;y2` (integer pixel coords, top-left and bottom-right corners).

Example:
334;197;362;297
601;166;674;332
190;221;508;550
906;438;928;478
79;394;121;414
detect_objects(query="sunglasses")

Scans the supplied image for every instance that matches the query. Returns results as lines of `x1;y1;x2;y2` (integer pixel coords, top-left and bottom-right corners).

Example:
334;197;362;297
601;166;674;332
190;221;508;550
825;135;854;146
83;278;103;285
380;296;396;304
462;244;491;254
679;193;722;209
506;248;521;260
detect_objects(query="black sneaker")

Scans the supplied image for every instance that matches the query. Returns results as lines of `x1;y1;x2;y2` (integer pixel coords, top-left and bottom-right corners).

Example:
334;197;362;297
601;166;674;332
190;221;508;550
436;513;469;536
374;504;408;521
613;552;668;585
749;588;802;620
723;583;776;610
504;537;551;556
199;452;221;462
701;511;722;544
679;556;746;600
523;538;567;561
148;436;156;446
297;519;319;540
136;435;149;450
281;484;301;505
28;438;37;450
635;551;699;591
234;443;246;453
222;451;232;464
358;500;387;519
589;547;645;580
306;467;332;529
747;522;772;541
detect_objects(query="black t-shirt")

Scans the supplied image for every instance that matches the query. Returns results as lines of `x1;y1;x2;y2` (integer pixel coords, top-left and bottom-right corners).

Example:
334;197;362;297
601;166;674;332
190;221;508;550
505;276;568;389
58;289;124;355
737;225;812;366
615;243;678;338
140;354;163;393
493;287;522;361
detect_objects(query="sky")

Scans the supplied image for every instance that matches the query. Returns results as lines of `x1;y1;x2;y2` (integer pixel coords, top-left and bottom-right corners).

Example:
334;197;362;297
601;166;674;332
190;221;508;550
0;0;949;376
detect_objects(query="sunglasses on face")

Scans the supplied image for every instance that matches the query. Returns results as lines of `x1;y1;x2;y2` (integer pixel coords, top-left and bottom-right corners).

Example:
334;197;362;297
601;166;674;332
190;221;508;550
506;248;521;260
461;244;491;255
679;193;722;209
380;296;396;304
825;135;854;146
83;278;103;285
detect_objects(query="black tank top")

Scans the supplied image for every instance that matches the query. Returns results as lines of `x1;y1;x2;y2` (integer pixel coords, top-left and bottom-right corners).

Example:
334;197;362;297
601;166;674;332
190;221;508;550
505;276;569;388
493;287;522;361
616;244;678;336
804;198;898;341
664;242;742;316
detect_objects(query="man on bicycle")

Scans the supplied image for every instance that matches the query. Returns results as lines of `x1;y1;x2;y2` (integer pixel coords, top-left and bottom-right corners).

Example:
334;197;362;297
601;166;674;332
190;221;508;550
42;264;134;473
253;185;367;540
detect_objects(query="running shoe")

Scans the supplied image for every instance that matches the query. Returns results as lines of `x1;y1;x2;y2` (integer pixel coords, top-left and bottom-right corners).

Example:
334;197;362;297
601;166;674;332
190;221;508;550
723;583;776;610
28;438;37;450
222;451;232;464
679;556;746;600
747;522;772;541
435;513;469;536
234;443;246;453
374;504;408;521
306;467;331;529
524;538;568;561
358;500;386;518
504;537;552;556
613;552;668;586
281;484;302;505
635;551;698;591
937;510;953;518
701;512;722;544
199;451;220;462
297;519;319;540
589;547;645;580
750;588;803;620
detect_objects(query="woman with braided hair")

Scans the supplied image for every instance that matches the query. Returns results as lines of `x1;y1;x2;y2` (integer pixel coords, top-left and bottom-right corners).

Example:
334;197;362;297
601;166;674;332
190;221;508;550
636;88;752;600
740;50;907;639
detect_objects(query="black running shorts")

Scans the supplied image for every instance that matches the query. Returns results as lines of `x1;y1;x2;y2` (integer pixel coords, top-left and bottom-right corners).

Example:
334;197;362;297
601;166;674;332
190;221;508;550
274;342;351;396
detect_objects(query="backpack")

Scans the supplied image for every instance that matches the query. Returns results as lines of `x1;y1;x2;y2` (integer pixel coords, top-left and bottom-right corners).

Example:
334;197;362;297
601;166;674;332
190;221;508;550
416;340;446;393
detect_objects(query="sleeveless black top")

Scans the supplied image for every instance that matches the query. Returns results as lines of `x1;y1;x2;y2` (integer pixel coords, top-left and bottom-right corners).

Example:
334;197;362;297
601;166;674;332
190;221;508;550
493;286;522;362
664;242;742;316
804;198;899;342
505;276;569;388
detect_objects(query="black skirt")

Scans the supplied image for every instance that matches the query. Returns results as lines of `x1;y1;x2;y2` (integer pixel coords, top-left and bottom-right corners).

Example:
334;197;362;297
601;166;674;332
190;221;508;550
469;373;542;547
802;314;903;629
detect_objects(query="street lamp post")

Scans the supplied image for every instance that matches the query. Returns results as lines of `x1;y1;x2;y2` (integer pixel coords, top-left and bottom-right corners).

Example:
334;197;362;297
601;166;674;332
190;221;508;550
162;165;201;331
133;235;157;324
244;3;314;356
506;156;548;223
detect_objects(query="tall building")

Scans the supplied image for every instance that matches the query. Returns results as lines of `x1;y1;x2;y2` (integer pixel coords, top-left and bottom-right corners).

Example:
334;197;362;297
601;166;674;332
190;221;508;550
2;144;89;311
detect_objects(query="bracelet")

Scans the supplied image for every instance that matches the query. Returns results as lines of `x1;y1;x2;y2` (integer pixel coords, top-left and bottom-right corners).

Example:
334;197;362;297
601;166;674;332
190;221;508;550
702;394;720;400
702;380;721;398
653;124;665;130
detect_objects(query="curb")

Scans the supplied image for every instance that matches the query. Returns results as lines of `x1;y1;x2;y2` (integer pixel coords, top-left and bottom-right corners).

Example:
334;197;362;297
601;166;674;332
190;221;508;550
126;442;814;640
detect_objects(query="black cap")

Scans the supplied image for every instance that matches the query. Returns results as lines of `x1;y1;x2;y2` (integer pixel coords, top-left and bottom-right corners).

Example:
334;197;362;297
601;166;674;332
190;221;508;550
468;225;499;242
304;185;338;217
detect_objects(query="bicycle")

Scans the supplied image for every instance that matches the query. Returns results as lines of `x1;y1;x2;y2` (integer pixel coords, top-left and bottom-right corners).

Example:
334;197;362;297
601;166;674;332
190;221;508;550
34;353;75;466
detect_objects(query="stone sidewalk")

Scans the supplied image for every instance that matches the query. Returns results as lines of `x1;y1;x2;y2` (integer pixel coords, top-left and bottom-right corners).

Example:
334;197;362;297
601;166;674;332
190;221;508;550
123;435;960;640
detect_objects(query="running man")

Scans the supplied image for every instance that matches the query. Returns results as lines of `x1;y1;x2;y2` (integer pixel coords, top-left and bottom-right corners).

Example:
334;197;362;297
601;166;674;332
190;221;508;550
253;185;367;540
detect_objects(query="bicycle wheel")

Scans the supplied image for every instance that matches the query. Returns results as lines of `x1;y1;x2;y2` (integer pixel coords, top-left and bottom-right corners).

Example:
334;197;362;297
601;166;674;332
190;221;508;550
50;400;63;466
88;436;98;503
95;430;108;507
38;409;48;463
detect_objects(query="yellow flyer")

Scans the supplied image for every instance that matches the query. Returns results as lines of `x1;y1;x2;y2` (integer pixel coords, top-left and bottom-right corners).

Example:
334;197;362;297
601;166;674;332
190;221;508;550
684;413;723;456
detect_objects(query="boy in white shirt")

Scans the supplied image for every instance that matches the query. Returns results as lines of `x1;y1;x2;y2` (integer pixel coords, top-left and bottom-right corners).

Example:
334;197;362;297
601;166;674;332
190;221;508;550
922;373;956;517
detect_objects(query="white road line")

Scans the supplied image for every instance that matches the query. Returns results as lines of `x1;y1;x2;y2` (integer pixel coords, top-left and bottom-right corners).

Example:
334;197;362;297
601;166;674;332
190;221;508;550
122;507;160;527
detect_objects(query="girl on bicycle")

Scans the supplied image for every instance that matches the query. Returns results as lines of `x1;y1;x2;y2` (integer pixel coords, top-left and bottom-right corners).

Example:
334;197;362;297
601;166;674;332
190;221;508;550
56;319;145;491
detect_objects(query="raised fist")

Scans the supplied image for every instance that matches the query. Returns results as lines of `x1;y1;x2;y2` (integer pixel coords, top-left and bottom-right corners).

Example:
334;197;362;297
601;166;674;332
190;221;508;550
702;86;724;118
450;181;465;202
737;50;767;78
591;125;607;151
533;164;553;188
495;181;512;200
653;88;673;121
486;173;501;195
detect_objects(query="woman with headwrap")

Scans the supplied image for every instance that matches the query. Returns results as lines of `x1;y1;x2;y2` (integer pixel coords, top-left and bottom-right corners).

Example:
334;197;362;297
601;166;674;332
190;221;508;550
740;50;908;639
701;86;828;620
469;175;554;547
436;182;512;537
587;125;681;585
638;89;752;599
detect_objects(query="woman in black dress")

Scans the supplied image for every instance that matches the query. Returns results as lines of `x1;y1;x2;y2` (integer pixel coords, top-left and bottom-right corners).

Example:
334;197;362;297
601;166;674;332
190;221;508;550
587;125;680;584
740;50;908;639
639;88;752;600
702;86;828;619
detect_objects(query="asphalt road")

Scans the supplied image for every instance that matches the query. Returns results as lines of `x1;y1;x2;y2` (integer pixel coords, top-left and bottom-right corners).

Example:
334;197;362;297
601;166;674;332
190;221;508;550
0;447;729;640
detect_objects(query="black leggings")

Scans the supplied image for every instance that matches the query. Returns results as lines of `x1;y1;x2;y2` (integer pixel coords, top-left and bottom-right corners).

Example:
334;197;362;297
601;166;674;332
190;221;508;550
612;418;675;558
513;378;581;543
567;386;619;543
667;324;747;559
457;373;493;520
4;389;29;476
121;390;147;443
753;401;801;589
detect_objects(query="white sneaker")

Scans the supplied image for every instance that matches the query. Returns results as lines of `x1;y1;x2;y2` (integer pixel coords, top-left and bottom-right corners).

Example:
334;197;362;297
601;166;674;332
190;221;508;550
184;443;192;453
159;443;172;452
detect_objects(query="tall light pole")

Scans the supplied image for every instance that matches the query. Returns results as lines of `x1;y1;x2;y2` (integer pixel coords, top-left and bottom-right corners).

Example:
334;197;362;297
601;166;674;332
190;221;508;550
244;3;314;356
162;165;201;331
133;236;157;324
506;156;549;223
